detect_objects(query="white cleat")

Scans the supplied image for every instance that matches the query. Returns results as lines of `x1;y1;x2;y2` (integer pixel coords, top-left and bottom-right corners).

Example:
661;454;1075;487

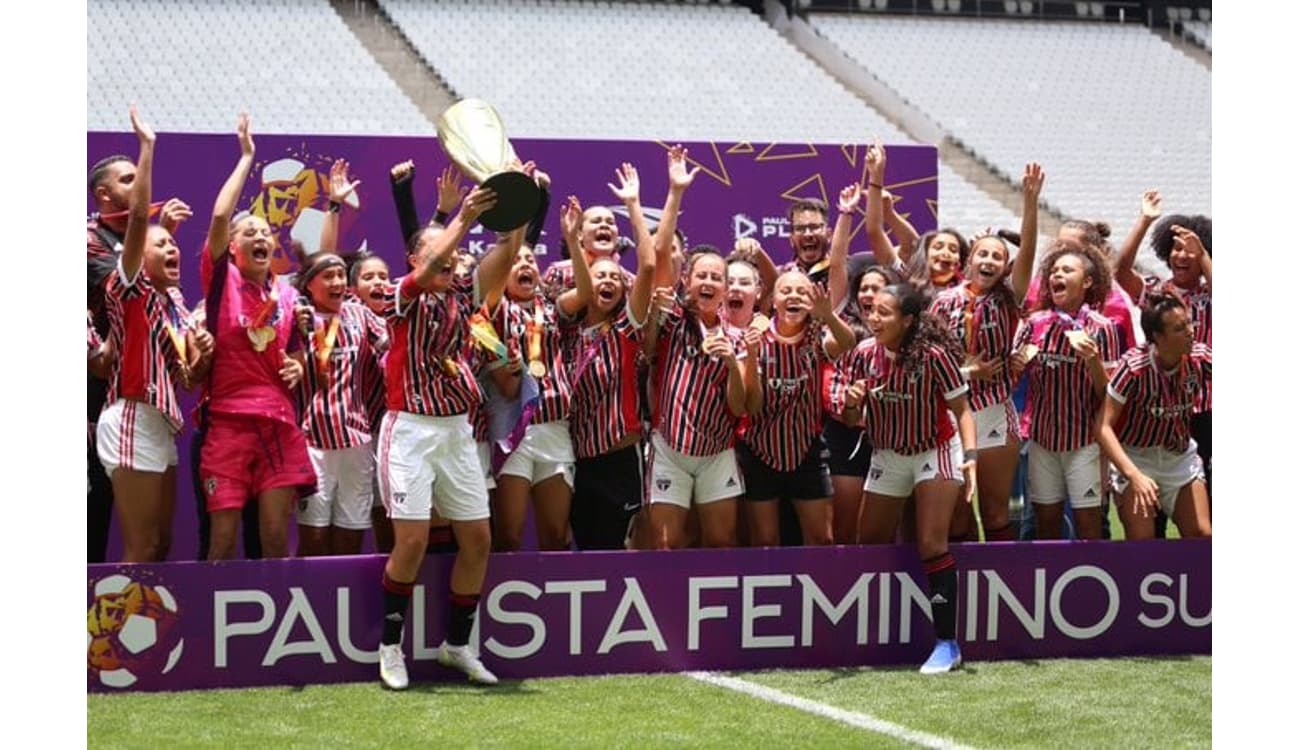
379;643;409;690
438;642;499;685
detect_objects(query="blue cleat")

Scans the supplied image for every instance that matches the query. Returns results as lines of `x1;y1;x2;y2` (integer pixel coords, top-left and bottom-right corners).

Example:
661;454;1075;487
919;640;963;674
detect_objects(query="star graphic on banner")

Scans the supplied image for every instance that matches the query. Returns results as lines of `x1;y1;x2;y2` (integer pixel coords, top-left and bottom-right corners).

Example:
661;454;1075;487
654;141;733;187
755;143;820;162
780;173;829;206
726;142;755;154
840;144;859;167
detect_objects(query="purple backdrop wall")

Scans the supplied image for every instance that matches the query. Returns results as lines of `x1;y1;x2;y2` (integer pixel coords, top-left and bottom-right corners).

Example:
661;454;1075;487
86;132;938;561
87;541;1210;693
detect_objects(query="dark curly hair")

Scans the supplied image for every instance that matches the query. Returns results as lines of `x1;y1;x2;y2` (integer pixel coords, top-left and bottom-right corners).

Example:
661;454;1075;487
1151;214;1212;264
843;264;899;341
878;283;964;371
1034;240;1112;313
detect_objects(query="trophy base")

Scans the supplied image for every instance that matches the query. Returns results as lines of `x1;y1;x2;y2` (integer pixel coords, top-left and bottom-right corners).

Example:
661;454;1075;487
479;171;542;232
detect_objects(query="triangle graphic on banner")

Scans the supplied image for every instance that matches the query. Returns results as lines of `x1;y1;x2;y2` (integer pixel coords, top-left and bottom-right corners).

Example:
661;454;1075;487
840;143;859;167
726;142;755;154
780;174;829;207
756;143;820;162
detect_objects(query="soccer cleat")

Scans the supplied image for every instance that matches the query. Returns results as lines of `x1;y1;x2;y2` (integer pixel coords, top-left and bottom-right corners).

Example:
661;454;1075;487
919;640;963;674
379;643;409;690
438;642;499;685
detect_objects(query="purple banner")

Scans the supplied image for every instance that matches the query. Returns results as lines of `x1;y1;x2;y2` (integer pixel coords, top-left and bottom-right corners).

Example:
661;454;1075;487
87;541;1210;693
86;132;938;562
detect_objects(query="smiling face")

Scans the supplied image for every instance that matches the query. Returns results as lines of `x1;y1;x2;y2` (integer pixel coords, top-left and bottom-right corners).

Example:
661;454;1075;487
93;159;136;215
926;231;962;285
408;226;454;292
725;261;759;326
506;247;541;301
867;290;910;350
352;257;390;314
231;215;276;281
856;270;889;317
143;225;181;288
789;209;829;267
581;206;620;258
307;261;347;313
966;237;1010;292
773;271;815;331
686;254;727;318
589;258;626;317
1152;304;1194;360
1047;253;1093;312
1167;237;1204;289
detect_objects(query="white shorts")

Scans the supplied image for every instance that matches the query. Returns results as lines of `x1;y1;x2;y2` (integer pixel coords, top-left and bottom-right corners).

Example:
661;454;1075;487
498;421;575;489
865;436;963;498
1028;441;1104;509
377;411;489;522
973;401;1019;450
478;441;497;491
96;400;178;477
647;431;744;508
299;443;374;530
1111;441;1205;516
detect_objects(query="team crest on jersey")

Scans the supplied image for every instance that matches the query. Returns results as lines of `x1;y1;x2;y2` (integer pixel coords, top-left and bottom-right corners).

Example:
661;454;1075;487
205;478;218;495
1185;376;1199;392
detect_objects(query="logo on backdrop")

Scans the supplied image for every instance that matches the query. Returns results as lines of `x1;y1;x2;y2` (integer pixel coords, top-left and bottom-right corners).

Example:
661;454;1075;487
247;153;365;274
87;574;184;689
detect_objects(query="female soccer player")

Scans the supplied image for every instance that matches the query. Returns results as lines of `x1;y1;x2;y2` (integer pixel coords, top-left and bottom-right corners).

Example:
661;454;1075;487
739;271;855;546
96;108;210;562
835;283;977;673
374;184;525;689
1011;242;1122;541
1096;293;1211;539
643;244;754;549
198;114;313;560
568;166;658;549
928;163;1044;542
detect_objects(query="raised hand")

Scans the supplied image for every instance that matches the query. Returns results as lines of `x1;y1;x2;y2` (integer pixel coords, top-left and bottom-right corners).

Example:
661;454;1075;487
864;136;886;182
838;184;863;214
743;326;762;352
129;105;155;145
390;160;414;184
733;237;762;264
236;112;254;157
1170;224;1206;257
809;282;833;322
703;332;736;363
667;144;701;191
607;162;641;204
1068;331;1099;362
652;286;676;319
521;160;551;190
560;194;584;240
328;159;361;205
458;186;498;225
1023;162;1045;202
159;198;193;229
1142;189;1163;220
437;164;468;214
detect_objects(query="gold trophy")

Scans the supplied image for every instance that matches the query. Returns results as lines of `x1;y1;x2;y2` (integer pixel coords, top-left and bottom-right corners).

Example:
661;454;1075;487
436;99;541;232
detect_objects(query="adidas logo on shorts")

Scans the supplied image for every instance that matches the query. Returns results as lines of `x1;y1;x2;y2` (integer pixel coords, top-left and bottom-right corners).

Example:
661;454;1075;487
726;477;737;488
1084;488;1098;498
923;463;934;472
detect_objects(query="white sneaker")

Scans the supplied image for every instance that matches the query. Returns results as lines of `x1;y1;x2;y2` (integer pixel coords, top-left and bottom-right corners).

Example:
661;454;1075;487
438;642;499;685
379;643;409;690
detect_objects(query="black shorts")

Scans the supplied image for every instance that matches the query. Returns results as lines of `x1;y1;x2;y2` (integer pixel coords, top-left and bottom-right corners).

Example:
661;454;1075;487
572;444;643;551
822;416;872;477
737;439;833;502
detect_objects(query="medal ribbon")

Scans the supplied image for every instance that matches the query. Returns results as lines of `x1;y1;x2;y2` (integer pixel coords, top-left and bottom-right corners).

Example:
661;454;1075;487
314;314;340;376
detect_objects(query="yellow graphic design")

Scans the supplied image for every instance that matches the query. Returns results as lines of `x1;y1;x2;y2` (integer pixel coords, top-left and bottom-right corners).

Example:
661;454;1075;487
88;574;183;689
246;150;362;274
755;143;820;162
726;142;755;154
779;174;829;207
840;144;859;167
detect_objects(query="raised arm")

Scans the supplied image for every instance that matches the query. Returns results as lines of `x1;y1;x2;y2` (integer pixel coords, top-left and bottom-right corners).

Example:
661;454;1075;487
1173;224;1211;294
319;159;360;255
1012;162;1045;304
863;139;899;270
389;160;421;242
559;201;600;316
121;106;156;282
734;238;777;313
829;184;862;310
1114;190;1162;300
206;113;255;261
812;284;856;359
883;191;919;262
411;187;496;291
654;145;699;288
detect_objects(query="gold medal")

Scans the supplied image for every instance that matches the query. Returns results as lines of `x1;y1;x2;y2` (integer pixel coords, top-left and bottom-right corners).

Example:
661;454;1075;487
442;357;461;377
529;359;546;378
247;326;276;352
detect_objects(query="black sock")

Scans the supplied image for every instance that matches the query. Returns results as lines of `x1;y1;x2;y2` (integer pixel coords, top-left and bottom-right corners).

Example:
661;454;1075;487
922;553;958;641
448;592;480;647
381;571;415;646
427;525;458;555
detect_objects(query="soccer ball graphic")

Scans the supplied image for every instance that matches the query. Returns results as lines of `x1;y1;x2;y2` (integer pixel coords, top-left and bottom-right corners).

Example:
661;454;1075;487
87;575;184;689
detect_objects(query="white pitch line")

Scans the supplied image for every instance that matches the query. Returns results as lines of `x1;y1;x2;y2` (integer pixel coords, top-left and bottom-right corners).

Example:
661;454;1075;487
686;671;978;750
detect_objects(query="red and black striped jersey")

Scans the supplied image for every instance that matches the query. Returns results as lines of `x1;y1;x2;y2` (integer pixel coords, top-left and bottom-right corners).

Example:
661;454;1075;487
493;295;579;425
831;339;967;455
744;323;831;470
1141;276;1211;412
540;257;634;301
103;261;191;431
929;284;1018;410
1107;343;1211;453
651;303;747;456
1013;307;1122;452
380;273;483;417
297;301;389;450
87;311;102;358
569;307;645;459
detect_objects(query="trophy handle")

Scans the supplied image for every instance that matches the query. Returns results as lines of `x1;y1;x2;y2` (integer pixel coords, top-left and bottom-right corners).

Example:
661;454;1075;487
478;172;542;232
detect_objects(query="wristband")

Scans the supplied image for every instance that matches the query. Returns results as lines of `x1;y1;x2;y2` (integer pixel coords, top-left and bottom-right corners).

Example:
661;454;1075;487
434;209;451;226
963;449;978;463
328;200;341;214
869;182;884;189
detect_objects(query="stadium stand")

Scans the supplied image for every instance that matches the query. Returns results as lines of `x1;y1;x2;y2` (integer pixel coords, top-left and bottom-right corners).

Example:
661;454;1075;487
806;13;1211;239
1182;20;1211;51
86;0;430;134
